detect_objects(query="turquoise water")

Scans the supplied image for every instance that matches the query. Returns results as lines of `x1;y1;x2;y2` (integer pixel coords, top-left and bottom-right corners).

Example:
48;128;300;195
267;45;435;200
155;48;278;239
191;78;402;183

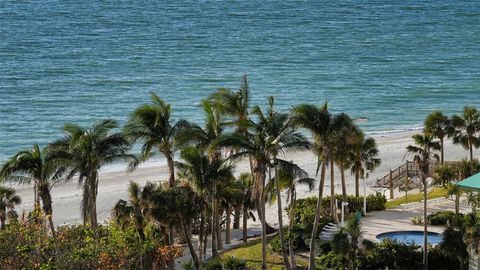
1;1;480;162
377;231;443;245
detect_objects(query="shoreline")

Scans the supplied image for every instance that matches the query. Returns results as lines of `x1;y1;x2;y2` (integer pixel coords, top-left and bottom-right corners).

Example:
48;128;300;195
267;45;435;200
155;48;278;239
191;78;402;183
6;128;474;227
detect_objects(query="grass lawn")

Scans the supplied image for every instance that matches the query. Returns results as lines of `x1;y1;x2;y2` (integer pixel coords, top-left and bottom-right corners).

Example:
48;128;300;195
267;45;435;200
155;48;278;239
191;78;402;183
221;239;307;270
386;187;448;208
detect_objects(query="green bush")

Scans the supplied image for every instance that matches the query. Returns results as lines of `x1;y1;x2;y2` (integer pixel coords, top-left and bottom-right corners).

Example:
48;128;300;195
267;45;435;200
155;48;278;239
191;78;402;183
314;240;332;256
356;239;422;270
204;256;249;270
290;193;386;223
427;211;464;226
315;252;347;270
0;210;182;270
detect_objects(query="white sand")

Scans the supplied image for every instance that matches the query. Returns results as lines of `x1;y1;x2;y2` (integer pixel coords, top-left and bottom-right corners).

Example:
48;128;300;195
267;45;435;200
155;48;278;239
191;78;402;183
6;130;475;227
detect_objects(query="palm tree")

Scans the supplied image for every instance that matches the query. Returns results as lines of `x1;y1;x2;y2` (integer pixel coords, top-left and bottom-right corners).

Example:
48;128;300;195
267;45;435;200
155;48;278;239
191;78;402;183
451;106;480;162
214;97;308;270
112;181;157;241
349;134;381;198
151;185;203;270
0;144;61;236
424;111;451;164
266;162;315;269
208;75;250;137
331;216;362;270
406;133;440;270
0;186;21;230
48;119;133;228
175;146;234;262
179;100;227;252
124;92;190;187
432;164;461;214
440;227;468;270
291;102;354;270
332;123;362;200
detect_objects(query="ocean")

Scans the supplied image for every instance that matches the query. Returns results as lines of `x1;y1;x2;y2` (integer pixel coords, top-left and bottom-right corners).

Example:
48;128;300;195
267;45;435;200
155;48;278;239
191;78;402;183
1;1;479;163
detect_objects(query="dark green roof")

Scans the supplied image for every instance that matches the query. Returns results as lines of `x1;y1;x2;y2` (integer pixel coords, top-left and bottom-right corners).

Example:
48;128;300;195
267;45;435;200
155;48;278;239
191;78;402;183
456;172;480;191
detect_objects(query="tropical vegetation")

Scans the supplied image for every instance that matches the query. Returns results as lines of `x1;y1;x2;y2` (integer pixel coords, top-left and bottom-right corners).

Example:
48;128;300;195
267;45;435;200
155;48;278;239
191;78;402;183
1;76;480;269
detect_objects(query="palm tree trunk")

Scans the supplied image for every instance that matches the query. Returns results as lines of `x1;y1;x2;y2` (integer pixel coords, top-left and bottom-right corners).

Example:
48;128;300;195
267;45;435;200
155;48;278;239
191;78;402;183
216;202;223;250
166;152;175;187
355;169;360;197
289;189;297;270
211;198;218;257
199;210;204;269
48;215;56;238
242;205;248;242
455;193;460;215
440;138;444;164
40;188;56;237
90;177;98;228
340;163;347;201
330;160;338;223
233;205;241;229
308;162;326;270
226;205;231;244
469;140;474;162
258;169;268;270
181;218;199;270
422;176;428;270
273;163;291;270
0;210;5;230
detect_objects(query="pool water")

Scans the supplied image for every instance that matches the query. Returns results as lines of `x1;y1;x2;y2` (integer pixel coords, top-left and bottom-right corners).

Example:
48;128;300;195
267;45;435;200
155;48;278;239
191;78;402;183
376;231;443;245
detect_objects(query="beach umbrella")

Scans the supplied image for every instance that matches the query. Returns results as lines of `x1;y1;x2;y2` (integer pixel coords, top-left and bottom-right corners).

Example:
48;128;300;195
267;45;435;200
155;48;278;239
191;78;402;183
456;172;480;192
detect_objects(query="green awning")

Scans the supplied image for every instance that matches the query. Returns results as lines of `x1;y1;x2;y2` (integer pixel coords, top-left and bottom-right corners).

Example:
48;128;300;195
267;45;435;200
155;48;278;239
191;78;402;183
456;172;480;191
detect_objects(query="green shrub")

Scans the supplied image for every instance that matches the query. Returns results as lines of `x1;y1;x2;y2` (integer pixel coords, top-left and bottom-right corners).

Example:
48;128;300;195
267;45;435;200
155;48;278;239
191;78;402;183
410;215;423;225
315;252;347;270
0;210;182;270
427;211;464;226
205;256;249;270
290;193;386;223
356;239;422;270
314;240;332;256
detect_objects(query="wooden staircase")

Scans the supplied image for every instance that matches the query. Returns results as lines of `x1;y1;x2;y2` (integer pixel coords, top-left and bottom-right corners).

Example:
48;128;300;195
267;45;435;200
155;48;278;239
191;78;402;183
374;161;452;199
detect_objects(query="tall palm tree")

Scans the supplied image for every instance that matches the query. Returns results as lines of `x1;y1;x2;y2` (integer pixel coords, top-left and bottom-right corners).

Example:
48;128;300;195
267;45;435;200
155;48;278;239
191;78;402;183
424;111;451;164
175;146;234;262
150;185;203;270
208;75;250;137
331;122;361;200
0;144;62;236
266;162;315;270
0;186;21;230
48;119;133;228
112;181;157;241
180;100;226;252
331;216;362;270
291;102;354;270
451;106;480;162
214;98;308;270
432;164;460;214
124;92;190;187
406;133;440;270
349;134;381;198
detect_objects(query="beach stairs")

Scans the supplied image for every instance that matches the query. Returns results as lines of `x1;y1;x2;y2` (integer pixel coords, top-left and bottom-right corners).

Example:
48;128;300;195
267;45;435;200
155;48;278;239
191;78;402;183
319;223;339;241
374;160;453;199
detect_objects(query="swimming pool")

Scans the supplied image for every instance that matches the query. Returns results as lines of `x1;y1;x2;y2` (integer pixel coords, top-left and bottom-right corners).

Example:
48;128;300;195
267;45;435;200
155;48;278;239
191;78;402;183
376;231;443;245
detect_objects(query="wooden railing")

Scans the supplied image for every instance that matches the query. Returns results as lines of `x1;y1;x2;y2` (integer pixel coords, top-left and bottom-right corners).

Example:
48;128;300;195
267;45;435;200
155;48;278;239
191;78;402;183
374;161;457;199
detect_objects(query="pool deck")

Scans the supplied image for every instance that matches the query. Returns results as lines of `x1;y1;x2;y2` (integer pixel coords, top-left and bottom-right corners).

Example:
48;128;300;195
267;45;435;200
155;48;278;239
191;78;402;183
361;197;471;242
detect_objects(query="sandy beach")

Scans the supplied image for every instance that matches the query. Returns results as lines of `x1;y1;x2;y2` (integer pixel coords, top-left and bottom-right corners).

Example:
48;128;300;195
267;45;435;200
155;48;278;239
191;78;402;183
6;130;474;227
